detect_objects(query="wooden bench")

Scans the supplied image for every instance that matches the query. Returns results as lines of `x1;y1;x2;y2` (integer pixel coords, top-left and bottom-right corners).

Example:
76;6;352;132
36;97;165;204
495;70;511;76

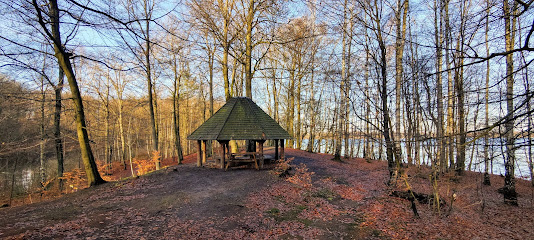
225;152;263;170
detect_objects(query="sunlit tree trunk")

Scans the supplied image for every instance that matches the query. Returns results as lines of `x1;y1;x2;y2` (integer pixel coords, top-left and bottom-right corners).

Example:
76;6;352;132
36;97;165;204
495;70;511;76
307;56;316;153
104;72;112;173
39;71;46;186
271;61;279;122
220;0;238;153
33;0;105;186
444;0;455;170
334;0;348;161
245;0;254;98
483;0;491;185
344;5;353;159
127;119;136;177
454;0;467;175
142;4;158;155
394;0;408;165
434;0;445;173
173;70;184;164
287;61;296;148
296;77;302;150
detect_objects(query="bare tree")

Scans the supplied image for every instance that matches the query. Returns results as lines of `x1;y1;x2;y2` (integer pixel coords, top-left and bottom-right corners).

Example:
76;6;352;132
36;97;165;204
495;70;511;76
502;0;519;205
31;0;105;186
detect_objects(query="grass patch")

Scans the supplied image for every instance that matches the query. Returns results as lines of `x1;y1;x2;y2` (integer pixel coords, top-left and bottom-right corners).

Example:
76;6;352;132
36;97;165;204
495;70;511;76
267;205;311;226
313;188;338;201
372;229;383;237
266;208;280;216
274;195;286;203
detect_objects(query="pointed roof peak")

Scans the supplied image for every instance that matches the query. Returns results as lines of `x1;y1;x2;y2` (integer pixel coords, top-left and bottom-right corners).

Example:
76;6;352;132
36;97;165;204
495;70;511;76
187;97;291;141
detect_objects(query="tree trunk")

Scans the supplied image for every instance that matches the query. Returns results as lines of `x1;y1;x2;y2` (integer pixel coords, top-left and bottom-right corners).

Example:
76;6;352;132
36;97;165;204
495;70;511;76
334;0;348;161
33;0;105;186
433;0;445;211
105;73;111;173
40;74;46;186
307;58;316;153
344;5;353;159
287;62;296;148
455;1;467;175
145;15;158;153
394;0;408;166
272;64;279;122
55;67;64;189
173;54;184;164
127;118;136;177
117;87;126;170
245;0;254;99
434;0;445;173
364;34;371;159
222;0;231;101
296;77;302;150
374;6;398;185
444;0;455;170
502;0;518;205
483;0;491;185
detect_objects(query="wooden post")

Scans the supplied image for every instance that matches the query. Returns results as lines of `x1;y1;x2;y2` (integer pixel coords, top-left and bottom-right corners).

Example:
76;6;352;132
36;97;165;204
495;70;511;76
275;139;279;160
258;140;264;169
225;142;230;170
280;139;285;160
202;140;207;166
197;140;202;167
219;140;227;169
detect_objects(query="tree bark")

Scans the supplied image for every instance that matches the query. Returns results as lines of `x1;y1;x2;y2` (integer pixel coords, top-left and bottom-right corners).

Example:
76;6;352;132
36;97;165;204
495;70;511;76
172;54;184;164
502;0;518;205
307;56;316;153
40;73;46;186
245;0;254;99
373;3;398;185
144;10;158;153
444;0;455;170
33;0;105;186
287;61;296;148
455;1;467;175
334;0;348;161
483;0;491;185
434;0;445;173
55;67;64;189
395;0;409;166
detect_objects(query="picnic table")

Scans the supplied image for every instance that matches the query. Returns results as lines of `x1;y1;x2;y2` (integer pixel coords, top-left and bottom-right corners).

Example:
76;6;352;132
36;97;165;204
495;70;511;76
225;152;264;170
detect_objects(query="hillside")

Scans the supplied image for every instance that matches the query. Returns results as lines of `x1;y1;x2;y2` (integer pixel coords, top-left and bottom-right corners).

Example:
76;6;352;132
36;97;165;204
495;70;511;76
1;149;533;239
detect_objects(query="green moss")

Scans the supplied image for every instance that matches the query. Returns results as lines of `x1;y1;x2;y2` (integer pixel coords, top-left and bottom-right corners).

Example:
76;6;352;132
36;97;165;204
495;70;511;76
372;229;383;237
313;188;338;201
268;205;310;225
266;208;280;216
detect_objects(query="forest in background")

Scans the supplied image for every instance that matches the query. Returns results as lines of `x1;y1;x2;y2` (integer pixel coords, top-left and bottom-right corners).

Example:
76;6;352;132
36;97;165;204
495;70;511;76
0;0;533;207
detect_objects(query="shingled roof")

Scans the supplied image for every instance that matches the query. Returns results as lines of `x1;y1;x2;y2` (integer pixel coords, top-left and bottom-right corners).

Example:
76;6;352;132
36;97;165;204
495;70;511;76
187;97;291;141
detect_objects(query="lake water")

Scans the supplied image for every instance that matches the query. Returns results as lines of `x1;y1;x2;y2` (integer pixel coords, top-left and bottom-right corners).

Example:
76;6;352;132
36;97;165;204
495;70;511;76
300;138;533;180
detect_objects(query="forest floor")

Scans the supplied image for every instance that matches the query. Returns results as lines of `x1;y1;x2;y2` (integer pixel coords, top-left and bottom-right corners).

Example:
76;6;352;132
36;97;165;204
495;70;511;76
1;148;534;239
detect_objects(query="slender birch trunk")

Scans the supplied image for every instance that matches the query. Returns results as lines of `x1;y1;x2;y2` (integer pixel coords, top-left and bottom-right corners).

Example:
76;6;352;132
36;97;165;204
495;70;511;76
483;0;491;185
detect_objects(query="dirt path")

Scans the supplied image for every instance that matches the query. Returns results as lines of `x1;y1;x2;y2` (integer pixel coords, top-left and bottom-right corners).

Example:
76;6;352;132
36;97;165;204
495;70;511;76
0;156;280;239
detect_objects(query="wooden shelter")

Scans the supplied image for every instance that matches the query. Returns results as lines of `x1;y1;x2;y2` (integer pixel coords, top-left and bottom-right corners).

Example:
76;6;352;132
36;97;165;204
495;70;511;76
187;97;291;169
